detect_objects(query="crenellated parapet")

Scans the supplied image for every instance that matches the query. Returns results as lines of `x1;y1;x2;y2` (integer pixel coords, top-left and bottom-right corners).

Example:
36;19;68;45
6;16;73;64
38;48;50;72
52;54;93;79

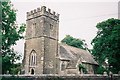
26;6;59;21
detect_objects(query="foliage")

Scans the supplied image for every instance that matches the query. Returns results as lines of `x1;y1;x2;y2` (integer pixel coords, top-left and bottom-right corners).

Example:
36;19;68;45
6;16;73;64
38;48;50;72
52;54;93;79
91;18;120;74
10;63;22;74
78;64;88;74
2;0;25;74
61;35;89;51
96;66;107;74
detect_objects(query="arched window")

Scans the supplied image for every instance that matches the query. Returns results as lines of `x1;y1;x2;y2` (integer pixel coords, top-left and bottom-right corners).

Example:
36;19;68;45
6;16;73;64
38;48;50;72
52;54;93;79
29;50;37;66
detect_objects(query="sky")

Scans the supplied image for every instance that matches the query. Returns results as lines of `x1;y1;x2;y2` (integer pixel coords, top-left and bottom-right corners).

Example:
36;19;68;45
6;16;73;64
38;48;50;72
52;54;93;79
11;0;119;61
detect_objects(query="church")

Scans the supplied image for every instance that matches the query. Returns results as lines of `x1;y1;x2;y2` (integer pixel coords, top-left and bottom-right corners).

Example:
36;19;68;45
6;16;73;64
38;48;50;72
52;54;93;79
22;6;98;75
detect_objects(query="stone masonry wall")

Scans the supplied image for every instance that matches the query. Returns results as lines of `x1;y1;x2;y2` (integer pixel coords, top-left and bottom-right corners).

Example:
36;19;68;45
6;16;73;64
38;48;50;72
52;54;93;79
1;74;120;80
24;38;44;74
24;6;59;74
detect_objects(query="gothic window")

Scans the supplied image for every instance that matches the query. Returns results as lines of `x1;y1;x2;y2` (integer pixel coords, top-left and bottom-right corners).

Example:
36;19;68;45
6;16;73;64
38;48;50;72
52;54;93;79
50;24;55;37
50;24;53;30
30;50;37;66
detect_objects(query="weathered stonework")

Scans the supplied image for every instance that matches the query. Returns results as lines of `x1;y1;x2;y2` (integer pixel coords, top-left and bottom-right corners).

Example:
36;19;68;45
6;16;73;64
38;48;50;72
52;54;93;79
23;6;59;74
23;6;98;75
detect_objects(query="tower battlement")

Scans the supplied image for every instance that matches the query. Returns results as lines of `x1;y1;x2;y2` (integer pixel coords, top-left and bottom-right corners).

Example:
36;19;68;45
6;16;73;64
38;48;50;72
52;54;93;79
27;6;59;21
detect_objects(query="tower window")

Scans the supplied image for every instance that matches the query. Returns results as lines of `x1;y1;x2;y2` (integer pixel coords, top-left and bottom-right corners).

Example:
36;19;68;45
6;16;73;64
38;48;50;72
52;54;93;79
33;23;36;26
30;50;37;66
50;24;53;30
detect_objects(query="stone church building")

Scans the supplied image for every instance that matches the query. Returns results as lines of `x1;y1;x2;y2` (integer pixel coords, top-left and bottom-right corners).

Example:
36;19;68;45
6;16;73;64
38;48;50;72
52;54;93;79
23;6;98;75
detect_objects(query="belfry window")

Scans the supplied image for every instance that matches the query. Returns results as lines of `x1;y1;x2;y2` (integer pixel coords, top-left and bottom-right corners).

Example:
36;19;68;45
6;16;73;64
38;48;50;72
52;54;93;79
30;50;37;66
50;24;53;30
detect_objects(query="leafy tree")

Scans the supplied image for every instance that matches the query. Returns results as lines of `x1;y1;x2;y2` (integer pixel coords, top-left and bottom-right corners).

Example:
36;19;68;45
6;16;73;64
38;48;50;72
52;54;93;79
91;18;120;74
1;1;25;74
61;35;89;51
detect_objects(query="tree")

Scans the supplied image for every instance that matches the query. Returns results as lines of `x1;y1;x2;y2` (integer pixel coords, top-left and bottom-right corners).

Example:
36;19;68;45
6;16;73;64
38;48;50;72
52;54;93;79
61;35;89;51
1;1;25;74
91;18;120;74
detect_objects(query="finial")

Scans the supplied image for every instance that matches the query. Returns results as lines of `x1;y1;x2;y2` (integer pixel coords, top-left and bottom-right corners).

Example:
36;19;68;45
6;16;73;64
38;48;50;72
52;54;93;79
48;8;51;13
53;11;55;15
37;8;40;12
34;9;37;13
56;13;60;17
41;6;46;12
30;10;33;14
27;12;30;16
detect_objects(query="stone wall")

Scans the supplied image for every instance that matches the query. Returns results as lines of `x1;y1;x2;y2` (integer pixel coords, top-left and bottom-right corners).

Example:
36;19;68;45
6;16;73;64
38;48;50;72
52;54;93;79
2;74;120;80
24;38;44;74
24;6;59;74
1;74;120;80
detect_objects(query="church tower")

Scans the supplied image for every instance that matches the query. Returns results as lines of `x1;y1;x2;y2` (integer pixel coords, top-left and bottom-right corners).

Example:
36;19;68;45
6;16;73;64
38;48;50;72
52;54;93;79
23;6;59;74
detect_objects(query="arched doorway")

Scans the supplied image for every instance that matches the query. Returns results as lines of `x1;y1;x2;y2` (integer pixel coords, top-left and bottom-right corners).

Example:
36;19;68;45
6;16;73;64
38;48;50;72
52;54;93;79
31;68;34;75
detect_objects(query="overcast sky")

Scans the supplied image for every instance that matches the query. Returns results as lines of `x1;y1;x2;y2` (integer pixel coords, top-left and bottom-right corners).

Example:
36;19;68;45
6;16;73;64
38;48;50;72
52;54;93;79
11;0;119;61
